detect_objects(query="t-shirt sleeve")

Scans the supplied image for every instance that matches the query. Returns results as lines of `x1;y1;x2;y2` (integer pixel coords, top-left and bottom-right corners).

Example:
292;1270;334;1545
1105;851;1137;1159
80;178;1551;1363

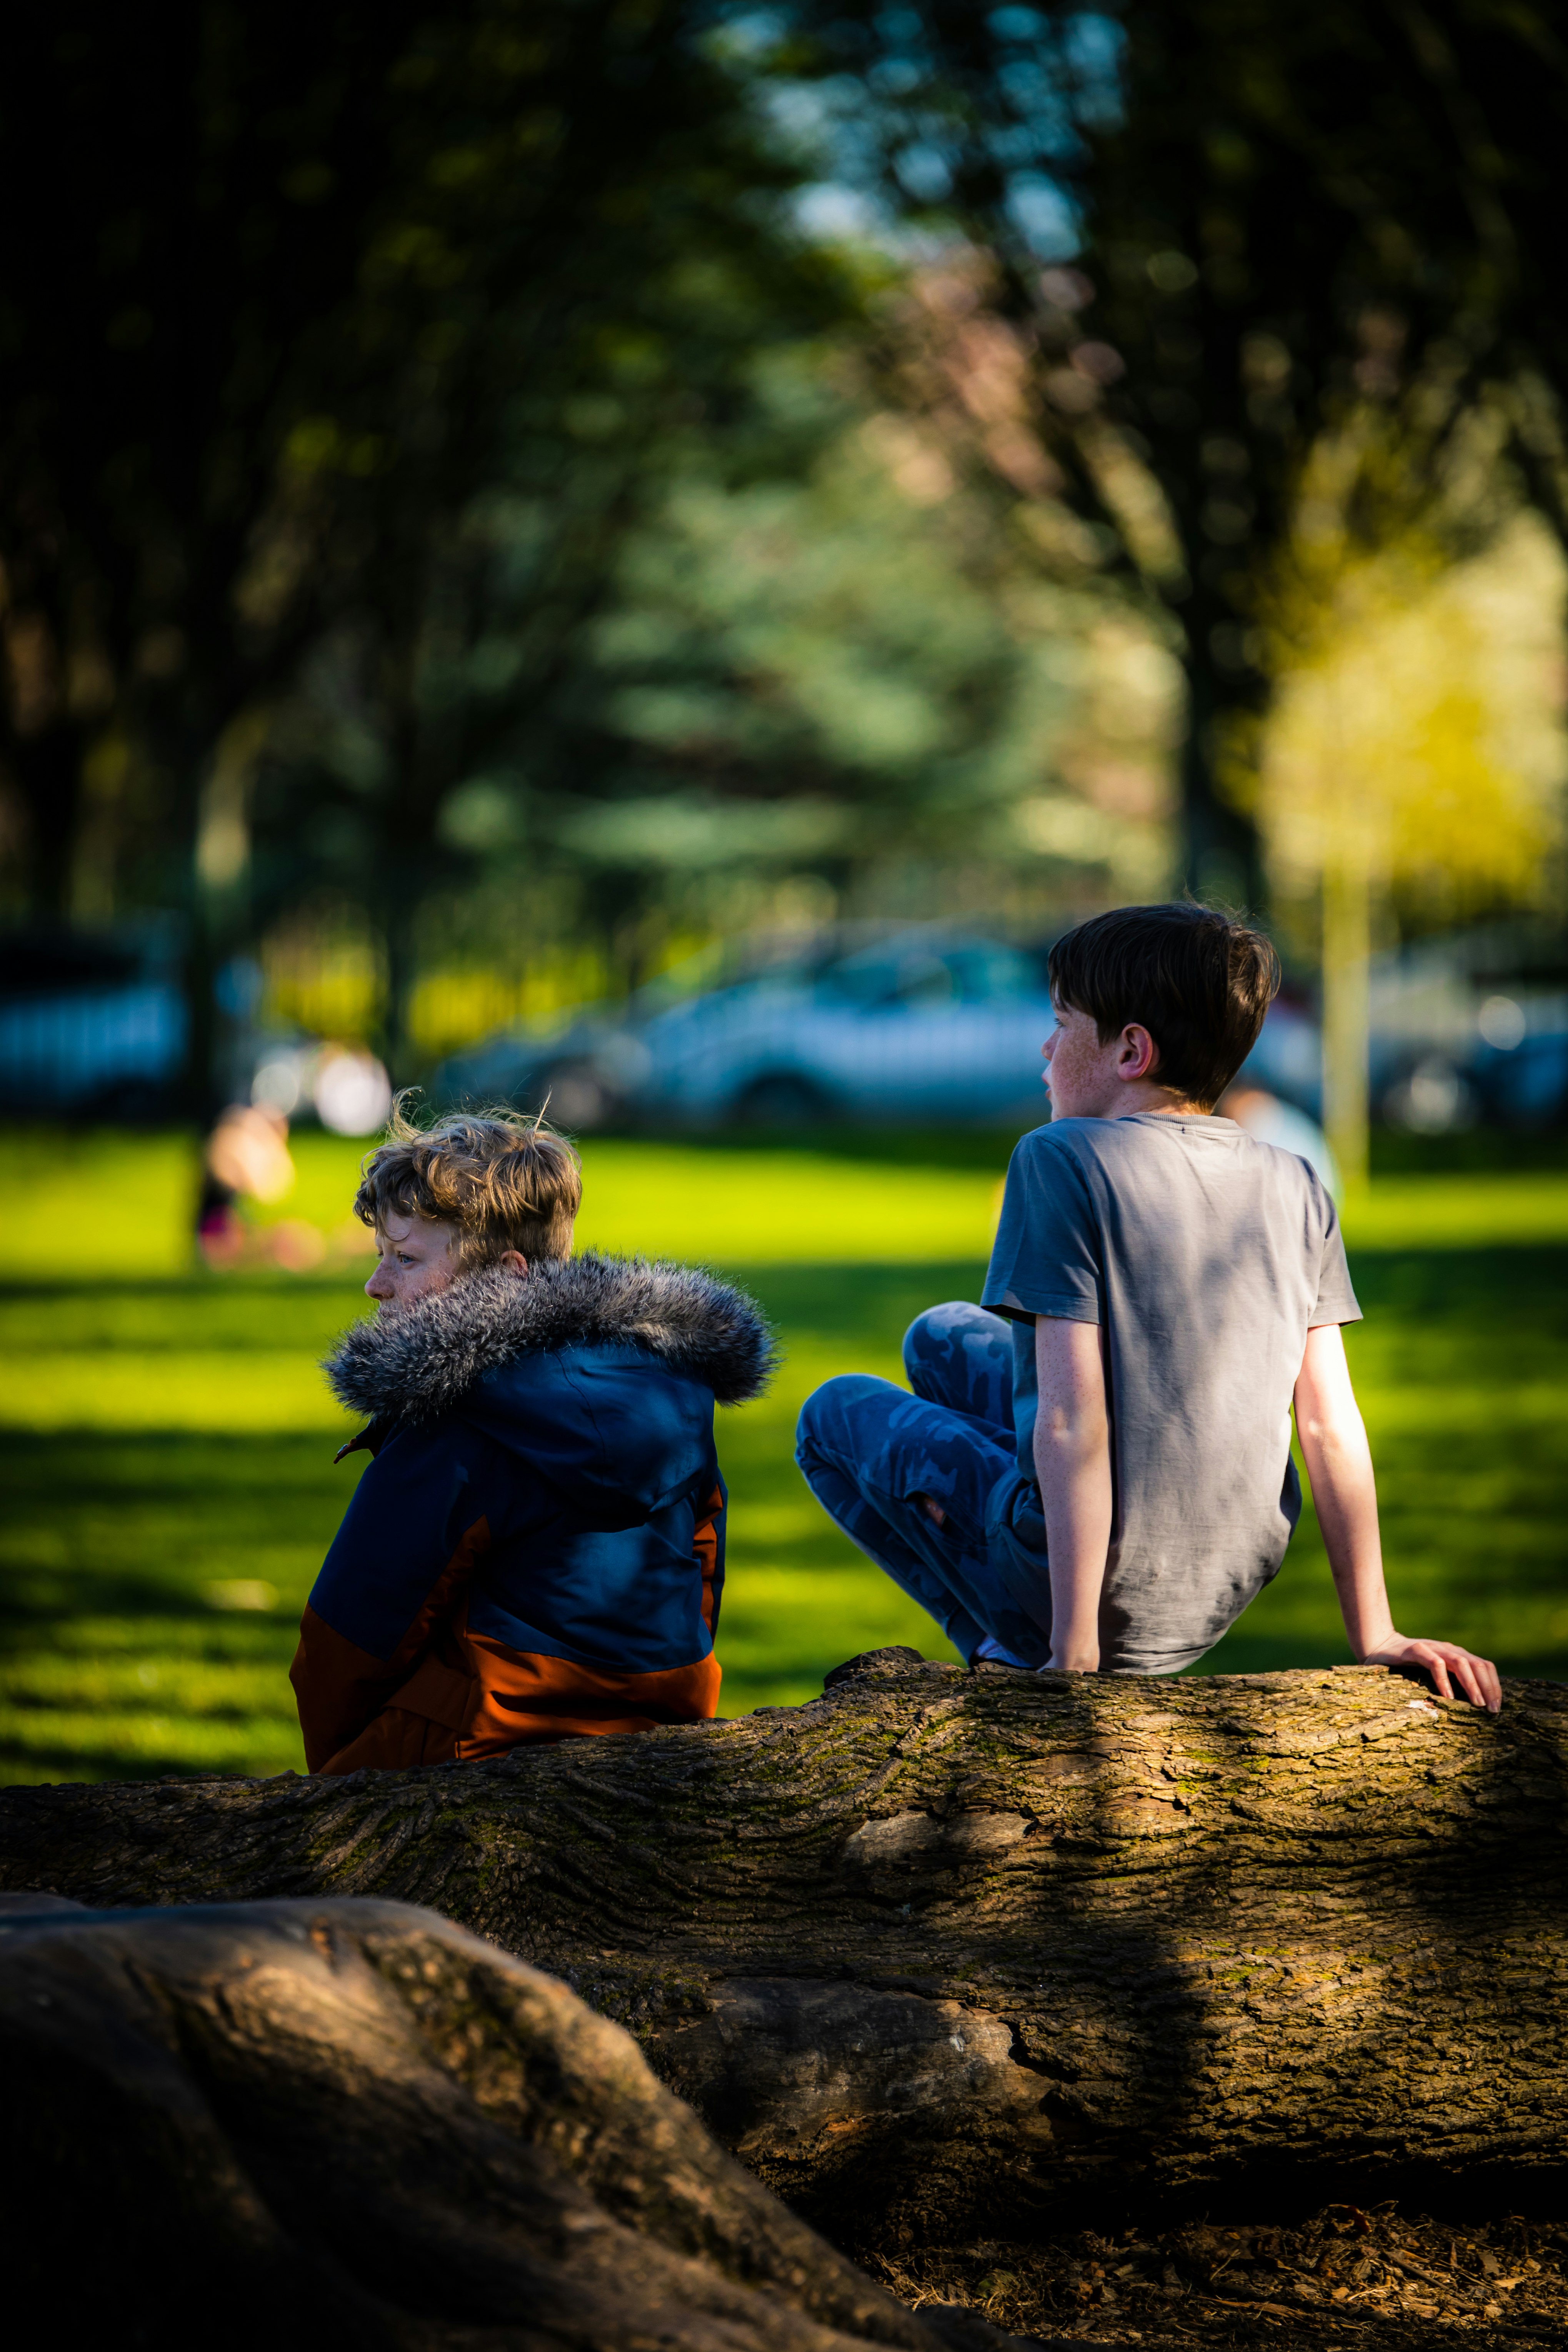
981;1130;1103;1324
1308;1192;1362;1327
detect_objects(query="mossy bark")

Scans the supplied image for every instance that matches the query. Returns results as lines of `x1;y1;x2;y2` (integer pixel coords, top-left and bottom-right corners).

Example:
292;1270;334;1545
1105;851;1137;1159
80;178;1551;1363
5;1654;1566;2235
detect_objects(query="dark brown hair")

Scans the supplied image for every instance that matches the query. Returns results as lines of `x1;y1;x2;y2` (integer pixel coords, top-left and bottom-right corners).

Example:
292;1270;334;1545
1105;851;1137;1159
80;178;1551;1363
1047;902;1280;1111
353;1101;582;1267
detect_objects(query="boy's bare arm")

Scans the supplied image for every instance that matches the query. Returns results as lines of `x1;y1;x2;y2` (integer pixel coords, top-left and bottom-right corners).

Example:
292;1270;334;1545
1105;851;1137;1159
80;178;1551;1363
1033;1314;1112;1672
1293;1323;1501;1712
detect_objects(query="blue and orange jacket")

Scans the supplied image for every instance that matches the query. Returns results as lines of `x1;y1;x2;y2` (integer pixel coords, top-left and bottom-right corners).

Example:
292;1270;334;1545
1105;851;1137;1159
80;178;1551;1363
290;1253;775;1774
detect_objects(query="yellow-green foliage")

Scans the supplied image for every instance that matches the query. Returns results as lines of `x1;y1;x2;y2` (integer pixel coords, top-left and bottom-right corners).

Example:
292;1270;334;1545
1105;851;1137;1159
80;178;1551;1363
1241;418;1568;920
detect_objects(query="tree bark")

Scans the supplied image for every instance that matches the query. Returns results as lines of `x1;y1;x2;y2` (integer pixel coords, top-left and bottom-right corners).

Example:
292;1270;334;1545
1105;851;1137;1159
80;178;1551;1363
5;1655;1567;2237
1175;631;1266;910
0;1890;1030;2352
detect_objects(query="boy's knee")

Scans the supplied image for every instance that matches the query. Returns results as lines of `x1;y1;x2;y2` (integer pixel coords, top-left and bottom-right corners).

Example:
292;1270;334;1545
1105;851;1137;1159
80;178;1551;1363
902;1301;980;1383
796;1373;896;1464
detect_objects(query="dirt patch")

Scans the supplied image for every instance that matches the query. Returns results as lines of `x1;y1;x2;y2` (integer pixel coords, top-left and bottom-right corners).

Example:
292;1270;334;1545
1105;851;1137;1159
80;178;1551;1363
864;2205;1568;2348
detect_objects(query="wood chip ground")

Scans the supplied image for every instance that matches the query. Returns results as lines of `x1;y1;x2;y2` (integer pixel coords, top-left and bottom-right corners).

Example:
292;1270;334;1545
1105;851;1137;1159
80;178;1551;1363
865;2205;1568;2348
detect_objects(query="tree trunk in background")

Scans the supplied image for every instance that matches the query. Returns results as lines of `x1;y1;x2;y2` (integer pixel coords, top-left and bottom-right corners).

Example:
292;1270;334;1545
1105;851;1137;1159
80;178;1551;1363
0;1892;994;2352
1177;630;1266;913
1320;841;1371;1190
172;694;249;1124
6;725;85;918
4;1656;1567;2238
379;878;419;1092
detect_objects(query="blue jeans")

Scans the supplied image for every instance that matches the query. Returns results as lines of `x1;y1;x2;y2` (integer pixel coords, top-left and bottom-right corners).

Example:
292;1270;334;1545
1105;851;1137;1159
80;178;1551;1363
795;1303;1050;1669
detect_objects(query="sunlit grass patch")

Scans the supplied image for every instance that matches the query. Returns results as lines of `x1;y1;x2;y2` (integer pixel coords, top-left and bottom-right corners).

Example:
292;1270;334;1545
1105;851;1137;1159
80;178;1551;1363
1344;1174;1568;1251
0;1708;302;1784
715;1567;961;1712
0;1603;305;1786
0;1351;354;1435
15;1121;1568;1279
9;1127;199;1278
0;1651;291;1709
2;1125;1565;1779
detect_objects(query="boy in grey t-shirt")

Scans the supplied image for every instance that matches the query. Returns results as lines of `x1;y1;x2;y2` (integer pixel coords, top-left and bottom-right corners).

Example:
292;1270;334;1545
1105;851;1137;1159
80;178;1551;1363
797;903;1499;1709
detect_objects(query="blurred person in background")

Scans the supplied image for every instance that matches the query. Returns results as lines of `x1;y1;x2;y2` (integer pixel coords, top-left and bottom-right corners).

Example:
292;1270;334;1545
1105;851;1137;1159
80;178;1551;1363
1219;1080;1340;1198
196;1103;295;1267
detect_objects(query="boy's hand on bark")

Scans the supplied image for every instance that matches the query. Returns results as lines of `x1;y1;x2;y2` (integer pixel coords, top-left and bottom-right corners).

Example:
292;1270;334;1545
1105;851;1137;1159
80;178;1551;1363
1362;1636;1502;1713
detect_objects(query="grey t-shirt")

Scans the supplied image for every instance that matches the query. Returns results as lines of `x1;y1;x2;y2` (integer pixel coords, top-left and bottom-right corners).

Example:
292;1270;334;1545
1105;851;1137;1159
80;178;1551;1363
981;1113;1360;1674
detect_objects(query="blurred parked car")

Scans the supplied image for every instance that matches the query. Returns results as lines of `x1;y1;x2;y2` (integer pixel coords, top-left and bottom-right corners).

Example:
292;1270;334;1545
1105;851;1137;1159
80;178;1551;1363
1463;993;1568;1129
437;919;1568;1138
0;927;185;1116
1243;959;1568;1136
435;1014;654;1131
437;931;1058;1128
641;935;1057;1125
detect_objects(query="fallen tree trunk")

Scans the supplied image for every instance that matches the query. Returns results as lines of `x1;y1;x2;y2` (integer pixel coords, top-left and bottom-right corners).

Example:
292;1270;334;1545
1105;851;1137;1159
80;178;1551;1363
5;1654;1568;2234
0;1890;1025;2352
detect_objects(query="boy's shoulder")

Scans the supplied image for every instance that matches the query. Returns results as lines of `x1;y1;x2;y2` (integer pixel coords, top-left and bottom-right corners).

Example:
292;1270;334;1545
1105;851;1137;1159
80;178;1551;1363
1015;1111;1320;1174
991;1112;1349;1324
1008;1113;1220;1182
1007;1114;1335;1228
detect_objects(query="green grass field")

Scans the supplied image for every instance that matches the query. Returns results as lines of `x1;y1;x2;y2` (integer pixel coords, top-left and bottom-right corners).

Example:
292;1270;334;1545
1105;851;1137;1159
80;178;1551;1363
2;1123;1566;1782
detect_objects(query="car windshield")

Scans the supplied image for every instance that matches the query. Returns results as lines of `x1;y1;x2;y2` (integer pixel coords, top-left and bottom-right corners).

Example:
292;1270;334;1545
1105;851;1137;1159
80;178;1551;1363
818;941;1041;1008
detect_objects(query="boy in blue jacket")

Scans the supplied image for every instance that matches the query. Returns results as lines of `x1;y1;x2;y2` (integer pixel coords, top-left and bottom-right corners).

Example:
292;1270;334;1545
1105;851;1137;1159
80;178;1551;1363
292;1109;774;1773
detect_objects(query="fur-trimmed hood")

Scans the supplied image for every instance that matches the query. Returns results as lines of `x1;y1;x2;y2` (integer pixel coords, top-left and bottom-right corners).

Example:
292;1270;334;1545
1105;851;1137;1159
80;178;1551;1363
323;1251;777;1426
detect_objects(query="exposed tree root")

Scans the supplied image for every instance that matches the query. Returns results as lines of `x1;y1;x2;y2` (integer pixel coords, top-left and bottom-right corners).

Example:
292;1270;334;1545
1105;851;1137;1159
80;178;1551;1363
0;1889;1042;2352
4;1654;1567;2242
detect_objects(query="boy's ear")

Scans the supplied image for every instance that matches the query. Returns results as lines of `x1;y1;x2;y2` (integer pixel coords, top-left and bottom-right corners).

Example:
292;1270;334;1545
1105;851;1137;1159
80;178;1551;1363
1118;1023;1160;1082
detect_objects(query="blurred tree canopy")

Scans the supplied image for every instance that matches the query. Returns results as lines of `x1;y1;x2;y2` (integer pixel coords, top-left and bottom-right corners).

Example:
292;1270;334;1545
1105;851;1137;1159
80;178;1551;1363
12;0;1567;1098
0;0;851;1089
795;0;1568;897
387;315;1175;1001
1239;422;1567;1183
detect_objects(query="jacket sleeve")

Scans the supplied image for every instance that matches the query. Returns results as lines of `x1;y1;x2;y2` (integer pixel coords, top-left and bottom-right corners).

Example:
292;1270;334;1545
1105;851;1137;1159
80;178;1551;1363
289;1421;493;1772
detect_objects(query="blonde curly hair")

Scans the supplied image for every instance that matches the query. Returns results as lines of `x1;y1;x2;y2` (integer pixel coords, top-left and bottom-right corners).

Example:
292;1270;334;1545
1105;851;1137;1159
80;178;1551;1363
353;1098;582;1268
